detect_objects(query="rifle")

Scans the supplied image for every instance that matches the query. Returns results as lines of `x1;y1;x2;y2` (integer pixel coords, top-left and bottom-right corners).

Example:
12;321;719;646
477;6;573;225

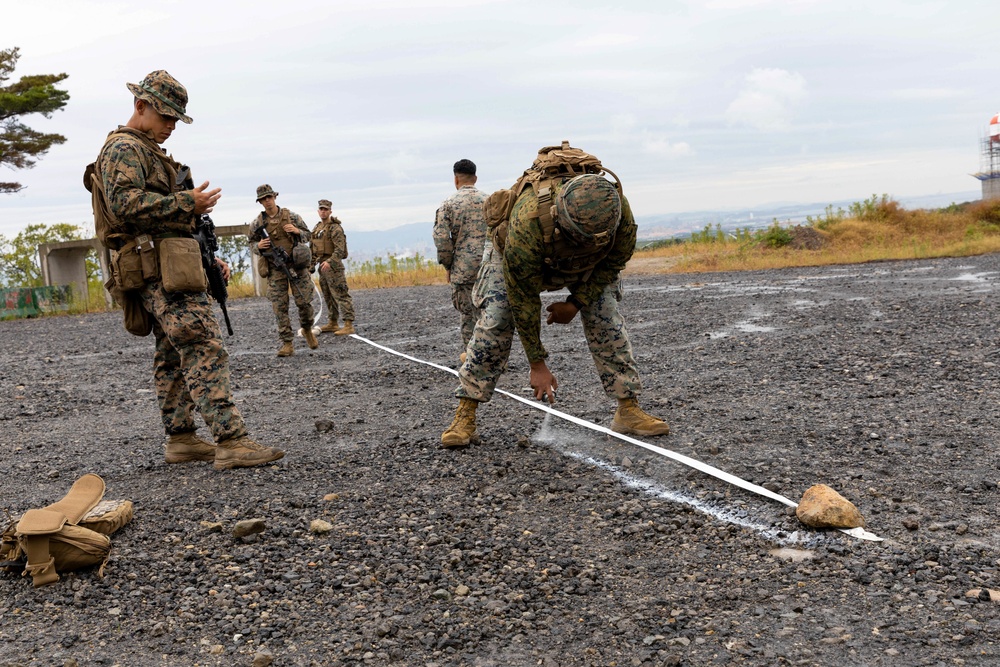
249;224;310;304
176;166;233;335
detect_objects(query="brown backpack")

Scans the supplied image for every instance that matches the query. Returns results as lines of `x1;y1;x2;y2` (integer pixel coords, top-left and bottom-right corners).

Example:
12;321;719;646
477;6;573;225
484;141;623;287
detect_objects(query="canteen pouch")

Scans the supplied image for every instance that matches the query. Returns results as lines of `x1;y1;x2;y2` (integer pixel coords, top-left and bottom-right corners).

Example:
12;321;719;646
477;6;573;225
112;243;145;292
158;237;208;293
257;255;270;279
291;243;312;271
122;292;153;337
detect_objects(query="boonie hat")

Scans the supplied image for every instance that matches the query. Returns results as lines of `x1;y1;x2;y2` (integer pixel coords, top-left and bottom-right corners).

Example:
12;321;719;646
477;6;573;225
318;199;332;209
555;174;621;246
126;70;192;124
256;185;278;201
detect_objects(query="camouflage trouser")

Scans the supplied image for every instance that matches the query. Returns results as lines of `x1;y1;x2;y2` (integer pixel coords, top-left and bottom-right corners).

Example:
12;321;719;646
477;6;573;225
318;261;355;324
139;281;247;442
267;268;315;341
456;243;641;402
451;281;477;348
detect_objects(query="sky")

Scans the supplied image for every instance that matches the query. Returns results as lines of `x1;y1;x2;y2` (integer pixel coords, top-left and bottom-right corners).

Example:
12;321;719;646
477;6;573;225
0;0;997;240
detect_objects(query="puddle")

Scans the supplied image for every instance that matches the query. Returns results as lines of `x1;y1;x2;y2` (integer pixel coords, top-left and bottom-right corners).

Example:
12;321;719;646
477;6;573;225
950;272;995;283
770;547;816;562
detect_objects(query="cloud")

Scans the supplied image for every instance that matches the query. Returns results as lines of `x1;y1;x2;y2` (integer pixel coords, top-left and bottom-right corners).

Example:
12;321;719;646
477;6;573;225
726;67;807;131
642;136;694;157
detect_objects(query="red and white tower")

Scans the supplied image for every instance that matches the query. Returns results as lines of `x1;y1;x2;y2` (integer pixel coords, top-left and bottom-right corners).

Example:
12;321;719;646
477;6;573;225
974;112;1000;200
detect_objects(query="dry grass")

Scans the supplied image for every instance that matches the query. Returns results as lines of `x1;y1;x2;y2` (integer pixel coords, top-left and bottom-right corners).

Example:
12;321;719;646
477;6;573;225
627;197;1000;275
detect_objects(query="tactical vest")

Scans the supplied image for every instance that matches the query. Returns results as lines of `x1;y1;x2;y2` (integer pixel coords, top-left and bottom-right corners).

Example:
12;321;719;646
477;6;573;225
484;141;623;290
257;208;296;255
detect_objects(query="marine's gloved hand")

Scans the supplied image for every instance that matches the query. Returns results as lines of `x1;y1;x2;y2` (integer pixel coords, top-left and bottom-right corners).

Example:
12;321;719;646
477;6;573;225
529;360;558;404
546;301;579;325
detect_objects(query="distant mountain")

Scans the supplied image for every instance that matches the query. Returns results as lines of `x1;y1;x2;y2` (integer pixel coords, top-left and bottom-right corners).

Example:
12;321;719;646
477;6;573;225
344;191;984;258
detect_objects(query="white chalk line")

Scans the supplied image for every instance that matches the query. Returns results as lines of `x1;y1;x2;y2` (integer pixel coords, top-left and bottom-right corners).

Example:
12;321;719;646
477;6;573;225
349;334;883;542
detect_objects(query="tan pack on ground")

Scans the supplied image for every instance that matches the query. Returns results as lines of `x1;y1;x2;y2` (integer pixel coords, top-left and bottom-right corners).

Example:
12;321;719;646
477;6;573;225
0;474;134;588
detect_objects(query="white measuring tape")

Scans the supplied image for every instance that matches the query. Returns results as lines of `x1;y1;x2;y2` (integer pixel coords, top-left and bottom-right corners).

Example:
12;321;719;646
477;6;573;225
350;334;882;542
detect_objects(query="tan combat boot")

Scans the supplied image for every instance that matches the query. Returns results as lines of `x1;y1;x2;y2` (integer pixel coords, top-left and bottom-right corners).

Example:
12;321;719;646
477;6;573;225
303;327;319;349
320;321;339;333
335;321;355;335
441;398;480;447
277;341;294;357
165;431;216;463
611;397;670;436
213;436;285;470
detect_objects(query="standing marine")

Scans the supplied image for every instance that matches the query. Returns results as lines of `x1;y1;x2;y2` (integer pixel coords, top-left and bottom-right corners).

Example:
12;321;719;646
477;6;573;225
249;185;319;356
441;142;670;447
433;159;487;359
88;70;284;469
310;198;356;335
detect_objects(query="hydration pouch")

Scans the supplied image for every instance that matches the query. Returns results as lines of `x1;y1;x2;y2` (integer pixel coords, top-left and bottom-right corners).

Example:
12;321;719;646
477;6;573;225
158;237;208;293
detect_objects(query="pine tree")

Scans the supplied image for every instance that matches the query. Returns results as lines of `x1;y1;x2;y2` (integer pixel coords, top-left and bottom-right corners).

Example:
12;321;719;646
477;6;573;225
0;47;70;194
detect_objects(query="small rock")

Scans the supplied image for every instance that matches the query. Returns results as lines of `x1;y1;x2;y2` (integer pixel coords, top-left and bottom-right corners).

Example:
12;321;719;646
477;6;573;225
955;523;968;535
233;519;266;538
252;652;274;667
795;484;865;529
901;518;919;531
315;419;334;433
309;519;333;534
323;493;340;501
47;469;60;479
965;588;1000;602
210;645;224;655
199;521;224;533
432;588;451;600
455;585;470;596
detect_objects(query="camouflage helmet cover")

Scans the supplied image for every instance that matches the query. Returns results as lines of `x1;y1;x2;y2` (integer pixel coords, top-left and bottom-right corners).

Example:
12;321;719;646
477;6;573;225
256;184;279;201
554;174;621;246
126;70;192;124
318;199;332;209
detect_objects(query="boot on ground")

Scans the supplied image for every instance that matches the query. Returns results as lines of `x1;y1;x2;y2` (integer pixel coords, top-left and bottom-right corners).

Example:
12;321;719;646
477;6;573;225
277;341;294;357
335;321;355;335
611;397;670;436
441;397;479;447
303;327;319;349
214;436;285;470
165;431;216;463
320;321;339;333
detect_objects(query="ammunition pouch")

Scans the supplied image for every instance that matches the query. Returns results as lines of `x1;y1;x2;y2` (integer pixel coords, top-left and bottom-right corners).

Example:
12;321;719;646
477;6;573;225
158;237;208;293
257;255;270;279
110;240;145;292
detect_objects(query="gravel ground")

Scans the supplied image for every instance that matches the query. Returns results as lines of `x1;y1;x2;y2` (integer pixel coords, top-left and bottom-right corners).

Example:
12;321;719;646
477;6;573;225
2;254;1000;667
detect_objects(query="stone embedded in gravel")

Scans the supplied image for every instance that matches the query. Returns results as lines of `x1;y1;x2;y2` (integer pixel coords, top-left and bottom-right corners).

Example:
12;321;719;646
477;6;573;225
252;652;274;667
795;484;865;528
315;419;334;433
232;519;266;538
902;518;919;531
965;588;1000;602
309;519;333;534
323;493;339;501
199;521;223;532
455;584;470;596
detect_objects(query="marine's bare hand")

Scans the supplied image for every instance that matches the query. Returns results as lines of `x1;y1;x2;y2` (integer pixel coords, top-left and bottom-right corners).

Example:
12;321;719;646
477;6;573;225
283;223;300;236
257;238;271;250
320;261;330;273
192;181;221;214
546;301;579;325
529;360;558;404
215;258;231;281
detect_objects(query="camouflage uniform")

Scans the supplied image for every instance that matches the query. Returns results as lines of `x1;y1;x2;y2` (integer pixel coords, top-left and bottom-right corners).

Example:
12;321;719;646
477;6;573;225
456;182;640;402
96;126;247;442
311;210;355;325
434;185;487;347
249;209;315;342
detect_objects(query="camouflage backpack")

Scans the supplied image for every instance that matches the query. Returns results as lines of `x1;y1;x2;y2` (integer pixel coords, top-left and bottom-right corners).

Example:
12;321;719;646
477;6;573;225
483;141;624;288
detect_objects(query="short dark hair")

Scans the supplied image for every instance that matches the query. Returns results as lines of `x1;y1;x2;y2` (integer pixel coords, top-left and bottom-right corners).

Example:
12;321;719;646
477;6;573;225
453;159;476;176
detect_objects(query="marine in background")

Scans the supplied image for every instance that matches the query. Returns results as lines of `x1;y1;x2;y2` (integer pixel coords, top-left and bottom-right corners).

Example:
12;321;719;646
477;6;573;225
249;185;319;356
311;198;356;335
441;142;670;447
90;70;284;470
433;159;487;359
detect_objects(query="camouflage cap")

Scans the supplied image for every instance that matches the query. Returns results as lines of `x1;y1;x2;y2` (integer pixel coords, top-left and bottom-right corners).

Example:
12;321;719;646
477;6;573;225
256;184;279;201
318;199;332;209
126;70;192;124
554;174;621;246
